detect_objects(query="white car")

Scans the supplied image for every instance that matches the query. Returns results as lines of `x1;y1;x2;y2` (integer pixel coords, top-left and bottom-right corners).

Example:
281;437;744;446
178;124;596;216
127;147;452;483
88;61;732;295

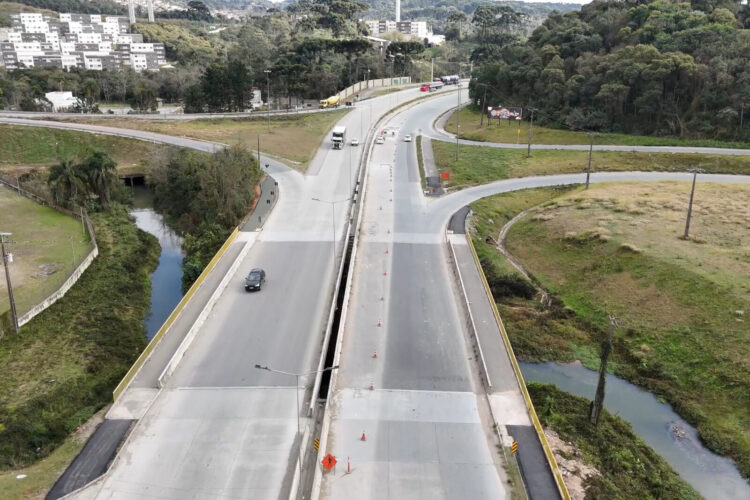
403;134;412;142
375;136;385;144
351;138;360;146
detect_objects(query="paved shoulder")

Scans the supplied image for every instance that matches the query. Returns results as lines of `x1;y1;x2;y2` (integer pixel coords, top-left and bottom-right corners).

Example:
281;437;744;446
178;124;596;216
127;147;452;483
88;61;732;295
46;420;133;500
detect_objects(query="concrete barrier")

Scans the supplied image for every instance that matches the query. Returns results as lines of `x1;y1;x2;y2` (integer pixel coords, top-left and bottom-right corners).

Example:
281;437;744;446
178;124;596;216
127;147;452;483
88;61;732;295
112;227;240;401
465;233;571;500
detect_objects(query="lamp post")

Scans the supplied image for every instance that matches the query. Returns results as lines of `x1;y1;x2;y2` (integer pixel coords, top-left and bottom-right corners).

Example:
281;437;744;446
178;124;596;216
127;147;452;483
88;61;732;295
455;78;460;161
585;132;594;189
253;364;339;477
264;69;271;131
0;232;18;335
312;197;351;277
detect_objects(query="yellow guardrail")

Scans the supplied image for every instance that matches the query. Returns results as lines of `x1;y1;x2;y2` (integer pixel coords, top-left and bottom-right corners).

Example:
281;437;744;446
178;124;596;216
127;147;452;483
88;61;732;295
113;226;240;401
466;234;571;500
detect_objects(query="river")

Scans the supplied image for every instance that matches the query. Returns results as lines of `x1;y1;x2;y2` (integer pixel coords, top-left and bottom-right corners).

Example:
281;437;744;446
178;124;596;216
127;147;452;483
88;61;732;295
520;361;750;500
130;186;184;340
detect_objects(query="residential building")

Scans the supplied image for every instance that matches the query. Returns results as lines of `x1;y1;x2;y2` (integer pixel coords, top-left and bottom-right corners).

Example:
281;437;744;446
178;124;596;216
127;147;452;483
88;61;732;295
0;11;166;71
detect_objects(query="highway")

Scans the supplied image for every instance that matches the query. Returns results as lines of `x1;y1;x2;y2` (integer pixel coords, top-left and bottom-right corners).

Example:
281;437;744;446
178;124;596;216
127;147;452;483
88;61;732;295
6;85;750;500
315;92;750;499
1;85;457;500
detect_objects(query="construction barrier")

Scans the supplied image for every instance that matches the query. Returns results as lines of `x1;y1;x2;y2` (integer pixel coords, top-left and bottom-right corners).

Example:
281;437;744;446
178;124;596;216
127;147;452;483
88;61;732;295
112;226;240;401
465;234;571;500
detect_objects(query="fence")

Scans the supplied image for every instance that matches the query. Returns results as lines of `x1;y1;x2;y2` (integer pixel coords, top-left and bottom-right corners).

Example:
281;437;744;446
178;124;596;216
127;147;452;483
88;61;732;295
0;174;98;330
335;76;412;102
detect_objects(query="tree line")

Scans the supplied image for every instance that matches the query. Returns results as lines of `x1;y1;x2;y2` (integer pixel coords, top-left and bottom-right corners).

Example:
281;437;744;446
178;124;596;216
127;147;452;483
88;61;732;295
470;0;750;140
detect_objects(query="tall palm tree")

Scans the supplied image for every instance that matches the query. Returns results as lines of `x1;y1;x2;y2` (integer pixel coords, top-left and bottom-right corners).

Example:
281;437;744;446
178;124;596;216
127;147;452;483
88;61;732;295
48;159;84;207
81;152;117;207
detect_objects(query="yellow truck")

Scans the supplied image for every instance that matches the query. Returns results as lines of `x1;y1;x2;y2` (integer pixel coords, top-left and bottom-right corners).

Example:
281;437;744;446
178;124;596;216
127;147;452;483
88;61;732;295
319;95;340;108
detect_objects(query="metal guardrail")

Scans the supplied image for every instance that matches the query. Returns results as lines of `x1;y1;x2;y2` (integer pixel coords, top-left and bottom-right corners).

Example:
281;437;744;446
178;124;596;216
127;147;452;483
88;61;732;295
465;233;571;500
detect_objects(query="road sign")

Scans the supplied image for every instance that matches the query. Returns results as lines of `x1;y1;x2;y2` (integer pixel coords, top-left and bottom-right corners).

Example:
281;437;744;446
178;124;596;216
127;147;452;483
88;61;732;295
313;438;320;451
511;441;518;454
322;454;337;471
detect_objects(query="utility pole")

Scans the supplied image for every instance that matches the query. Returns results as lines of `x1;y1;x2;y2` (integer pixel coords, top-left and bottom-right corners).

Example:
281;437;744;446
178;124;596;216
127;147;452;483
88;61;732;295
430;58;434;82
526;108;535;158
257;135;261;168
455;80;460;161
1;232;19;335
479;84;488;128
585;133;594;189
264;69;271;131
589;315;617;426
683;168;704;240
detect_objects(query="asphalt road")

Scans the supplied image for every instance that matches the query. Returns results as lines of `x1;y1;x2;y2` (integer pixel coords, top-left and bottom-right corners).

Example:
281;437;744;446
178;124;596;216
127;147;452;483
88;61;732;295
22;84;446;500
429;93;750;156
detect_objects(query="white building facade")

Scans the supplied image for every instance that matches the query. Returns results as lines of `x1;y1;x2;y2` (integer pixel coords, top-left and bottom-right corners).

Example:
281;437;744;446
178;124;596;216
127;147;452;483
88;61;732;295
0;12;166;71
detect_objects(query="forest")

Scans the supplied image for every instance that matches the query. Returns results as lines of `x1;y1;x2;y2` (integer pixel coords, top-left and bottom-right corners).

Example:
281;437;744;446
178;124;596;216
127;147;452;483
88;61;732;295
470;0;750;140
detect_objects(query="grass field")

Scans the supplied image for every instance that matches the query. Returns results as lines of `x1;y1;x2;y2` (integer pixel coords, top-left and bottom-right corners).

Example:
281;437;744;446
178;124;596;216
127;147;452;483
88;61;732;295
63;109;350;169
0;206;158;473
0;125;173;175
445;107;750;149
0;187;93;320
470;182;750;478
528;383;699;499
432;140;750;190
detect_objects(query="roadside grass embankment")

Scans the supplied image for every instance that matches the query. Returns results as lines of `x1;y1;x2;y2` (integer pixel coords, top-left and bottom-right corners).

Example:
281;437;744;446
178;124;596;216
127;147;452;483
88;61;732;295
432;139;750;190
470;182;750;479
445;107;750;149
0;206;158;475
0;186;92;319
0;124;174;176
56;109;350;170
528;383;700;499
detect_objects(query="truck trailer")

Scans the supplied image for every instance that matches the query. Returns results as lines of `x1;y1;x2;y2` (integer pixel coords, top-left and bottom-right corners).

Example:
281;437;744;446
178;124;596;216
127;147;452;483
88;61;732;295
331;126;346;149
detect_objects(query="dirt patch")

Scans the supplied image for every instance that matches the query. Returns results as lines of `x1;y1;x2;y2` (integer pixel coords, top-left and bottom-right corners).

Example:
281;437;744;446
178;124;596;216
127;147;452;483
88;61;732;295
545;428;600;500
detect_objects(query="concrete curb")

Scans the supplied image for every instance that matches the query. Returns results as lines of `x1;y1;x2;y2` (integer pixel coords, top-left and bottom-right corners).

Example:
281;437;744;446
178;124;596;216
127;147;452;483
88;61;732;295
446;231;492;390
157;235;256;387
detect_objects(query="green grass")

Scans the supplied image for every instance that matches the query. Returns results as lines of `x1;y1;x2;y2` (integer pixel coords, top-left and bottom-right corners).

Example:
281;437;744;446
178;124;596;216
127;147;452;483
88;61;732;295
0;125;173;175
0;432;84;499
65;109;351;169
471;182;750;479
446;107;750;149
433;140;750;190
0;187;93;319
0;206;159;470
528;383;700;499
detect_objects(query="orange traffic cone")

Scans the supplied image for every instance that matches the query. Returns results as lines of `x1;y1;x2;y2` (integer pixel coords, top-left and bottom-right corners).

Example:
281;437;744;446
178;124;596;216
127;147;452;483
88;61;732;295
361;432;367;441
369;383;374;390
377;320;382;327
372;351;378;358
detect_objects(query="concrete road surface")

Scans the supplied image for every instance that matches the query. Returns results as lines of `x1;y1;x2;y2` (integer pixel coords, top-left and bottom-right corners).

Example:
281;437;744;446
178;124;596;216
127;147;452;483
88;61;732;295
19;84;457;500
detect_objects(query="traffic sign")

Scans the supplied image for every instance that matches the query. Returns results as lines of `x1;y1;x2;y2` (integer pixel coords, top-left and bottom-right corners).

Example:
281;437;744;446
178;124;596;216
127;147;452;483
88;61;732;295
313;438;320;451
321;454;337;471
511;441;518;454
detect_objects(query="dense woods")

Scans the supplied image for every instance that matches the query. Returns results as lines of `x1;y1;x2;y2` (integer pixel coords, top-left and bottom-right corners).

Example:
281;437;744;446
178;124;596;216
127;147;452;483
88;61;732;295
471;0;750;140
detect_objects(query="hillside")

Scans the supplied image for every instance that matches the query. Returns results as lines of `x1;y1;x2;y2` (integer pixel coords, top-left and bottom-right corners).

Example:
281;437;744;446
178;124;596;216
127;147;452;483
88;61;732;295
472;0;750;141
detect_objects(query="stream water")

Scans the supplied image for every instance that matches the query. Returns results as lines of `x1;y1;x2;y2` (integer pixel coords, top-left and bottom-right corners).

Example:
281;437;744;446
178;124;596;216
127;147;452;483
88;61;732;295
130;186;184;340
520;361;750;500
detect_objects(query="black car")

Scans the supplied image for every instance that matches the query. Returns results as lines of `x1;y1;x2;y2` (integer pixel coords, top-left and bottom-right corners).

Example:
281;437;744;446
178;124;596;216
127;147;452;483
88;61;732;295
245;268;266;291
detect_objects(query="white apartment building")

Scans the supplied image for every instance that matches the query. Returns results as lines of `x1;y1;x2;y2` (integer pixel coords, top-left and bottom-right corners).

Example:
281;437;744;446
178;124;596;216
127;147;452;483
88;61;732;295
363;19;430;39
1;11;165;71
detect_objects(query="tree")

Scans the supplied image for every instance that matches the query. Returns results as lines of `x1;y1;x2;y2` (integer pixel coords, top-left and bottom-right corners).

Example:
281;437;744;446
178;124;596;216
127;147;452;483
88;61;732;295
48;159;84;207
74;78;100;113
79;151;118;207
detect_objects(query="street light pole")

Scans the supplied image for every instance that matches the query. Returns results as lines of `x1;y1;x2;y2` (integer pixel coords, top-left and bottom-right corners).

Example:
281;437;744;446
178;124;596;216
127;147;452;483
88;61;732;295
312;197;350;277
683;168;704;239
253;364;339;479
0;232;18;335
455;80;460;161
264;69;271;131
526;108;535;158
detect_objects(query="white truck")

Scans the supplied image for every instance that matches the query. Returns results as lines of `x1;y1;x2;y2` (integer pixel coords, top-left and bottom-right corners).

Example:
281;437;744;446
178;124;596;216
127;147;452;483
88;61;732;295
331;126;346;149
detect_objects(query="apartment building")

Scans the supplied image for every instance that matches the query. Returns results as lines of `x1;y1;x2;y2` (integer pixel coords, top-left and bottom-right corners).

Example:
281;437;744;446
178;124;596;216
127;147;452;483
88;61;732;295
363;20;430;39
0;12;166;71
